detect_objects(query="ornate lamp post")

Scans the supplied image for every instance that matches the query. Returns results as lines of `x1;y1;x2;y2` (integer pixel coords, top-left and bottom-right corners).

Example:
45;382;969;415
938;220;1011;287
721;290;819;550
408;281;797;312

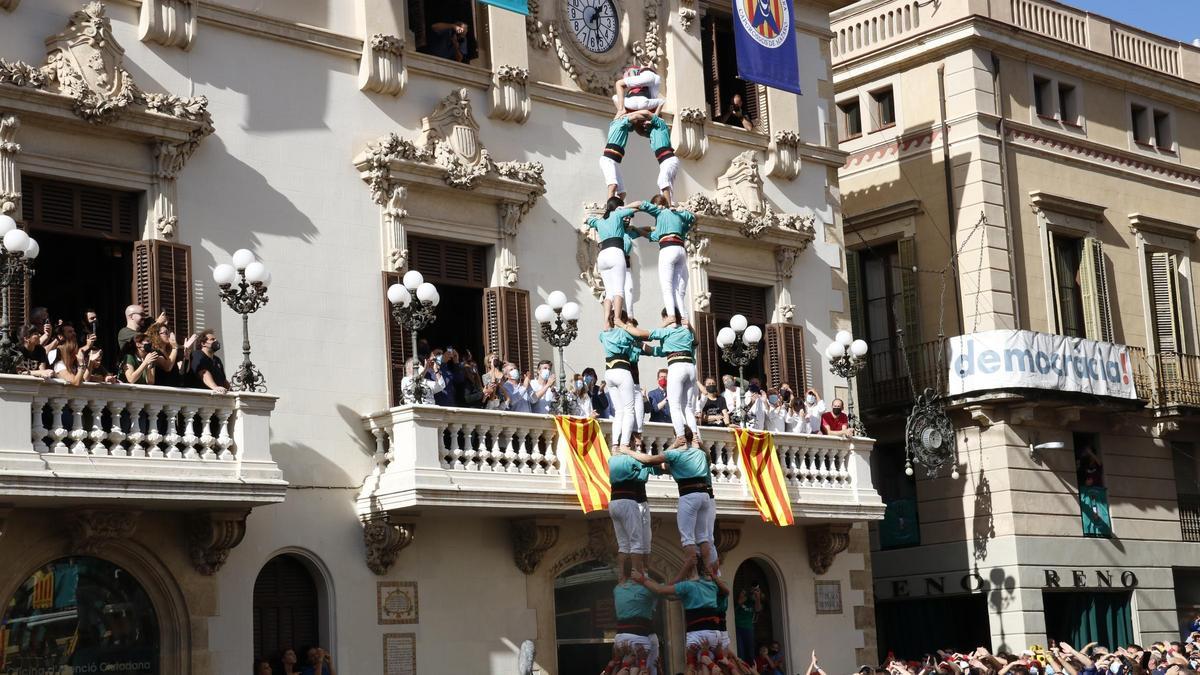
716;314;762;426
387;271;440;405
212;248;271;392
0;215;40;374
534;290;581;416
825;330;870;437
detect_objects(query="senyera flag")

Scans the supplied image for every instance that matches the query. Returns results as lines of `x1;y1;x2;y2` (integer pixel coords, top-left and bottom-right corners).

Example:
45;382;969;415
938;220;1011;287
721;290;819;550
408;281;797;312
732;0;802;95
732;428;795;526
478;0;529;16
554;416;612;513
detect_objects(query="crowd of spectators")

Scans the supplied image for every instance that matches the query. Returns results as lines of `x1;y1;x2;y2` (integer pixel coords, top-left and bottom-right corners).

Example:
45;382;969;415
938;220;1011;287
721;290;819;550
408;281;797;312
13;303;231;393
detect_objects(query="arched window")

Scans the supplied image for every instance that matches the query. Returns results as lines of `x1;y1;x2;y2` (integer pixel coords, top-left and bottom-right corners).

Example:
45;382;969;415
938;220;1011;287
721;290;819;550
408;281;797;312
253;554;320;664
0;556;160;674
732;558;787;670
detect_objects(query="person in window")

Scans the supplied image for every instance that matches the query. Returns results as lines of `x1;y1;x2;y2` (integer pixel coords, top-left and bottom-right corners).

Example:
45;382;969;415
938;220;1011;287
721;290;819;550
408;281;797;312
820;398;852;437
278;647;300;675
529;359;557;414
1077;445;1104;488
401;356;443;405
719;94;755;131
120;333;159;385
502;363;533;413
146;324;186;387
734;586;763;662
189;329;229;394
301;646;335;675
698;377;730;427
17;324;54;379
254;658;273;675
424;3;477;65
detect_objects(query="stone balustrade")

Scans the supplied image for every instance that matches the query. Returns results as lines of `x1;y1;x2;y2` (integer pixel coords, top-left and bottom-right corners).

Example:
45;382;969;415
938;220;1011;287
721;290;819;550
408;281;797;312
358;405;883;521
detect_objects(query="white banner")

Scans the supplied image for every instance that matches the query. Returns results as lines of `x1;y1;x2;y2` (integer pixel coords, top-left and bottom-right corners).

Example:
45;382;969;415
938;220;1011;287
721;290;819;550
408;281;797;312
948;330;1137;399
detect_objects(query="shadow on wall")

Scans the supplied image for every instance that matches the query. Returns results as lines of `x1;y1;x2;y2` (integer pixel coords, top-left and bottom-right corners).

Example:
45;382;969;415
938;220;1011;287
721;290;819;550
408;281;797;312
270;441;356;489
972;464;995;562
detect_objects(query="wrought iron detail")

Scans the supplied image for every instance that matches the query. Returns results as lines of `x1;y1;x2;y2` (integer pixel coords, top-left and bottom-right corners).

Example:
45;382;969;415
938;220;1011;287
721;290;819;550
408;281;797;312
539;313;579;416
217;269;269;392
390;299;438;404
0;242;34;374
828;346;868;437
904;387;957;478
721;338;759;426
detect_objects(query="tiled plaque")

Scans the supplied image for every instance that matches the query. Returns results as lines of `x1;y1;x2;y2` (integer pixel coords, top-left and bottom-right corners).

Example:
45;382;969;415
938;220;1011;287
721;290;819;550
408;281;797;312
383;633;416;675
815;580;843;614
377;581;418;625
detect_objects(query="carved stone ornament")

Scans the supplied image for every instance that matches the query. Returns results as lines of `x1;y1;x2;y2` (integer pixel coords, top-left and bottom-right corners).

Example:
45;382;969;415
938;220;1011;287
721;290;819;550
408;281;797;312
686;234;711;312
775;246;799;279
363;518;414;576
68;510;140;554
526;0;664;96
679;8;698;31
577;202;606;301
683;151;816;241
510;518;560;574
767;130;802;181
359;33;406;97
713;519;741;560
490;65;531;125
806;523;851;575
0;114;20;216
139;0;196;51
188;511;248;575
673;107;708;160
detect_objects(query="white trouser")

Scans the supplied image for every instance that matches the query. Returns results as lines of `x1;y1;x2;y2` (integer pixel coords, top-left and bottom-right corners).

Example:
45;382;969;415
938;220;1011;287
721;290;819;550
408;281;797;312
677;491;714;547
633;383;645;432
703;497;717;562
597;247;629;302
614;94;666;112
599;155;626;194
658;245;689;320
606;367;637;446
624;264;635;312
615;633;660;675
667;362;699;437
610;498;651;554
686;629;725;651
657;156;680;192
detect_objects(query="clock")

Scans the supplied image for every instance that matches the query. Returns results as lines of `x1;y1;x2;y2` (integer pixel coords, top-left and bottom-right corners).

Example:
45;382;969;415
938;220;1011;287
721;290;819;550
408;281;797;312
566;0;619;54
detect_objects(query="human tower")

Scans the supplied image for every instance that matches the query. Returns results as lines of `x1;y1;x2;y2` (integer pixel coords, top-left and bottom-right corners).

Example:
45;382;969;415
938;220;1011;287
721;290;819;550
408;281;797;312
591;67;754;675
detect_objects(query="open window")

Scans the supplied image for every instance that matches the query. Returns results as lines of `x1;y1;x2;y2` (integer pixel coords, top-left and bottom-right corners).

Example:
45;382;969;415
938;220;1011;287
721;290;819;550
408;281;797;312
701;9;767;133
870;87;896;131
708;278;768;383
1031;71;1081;127
406;0;487;66
837;98;862;141
1047;234;1113;342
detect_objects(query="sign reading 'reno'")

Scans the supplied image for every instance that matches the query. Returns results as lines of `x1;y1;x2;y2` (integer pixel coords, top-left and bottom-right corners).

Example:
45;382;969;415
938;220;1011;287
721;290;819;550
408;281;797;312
948;330;1137;400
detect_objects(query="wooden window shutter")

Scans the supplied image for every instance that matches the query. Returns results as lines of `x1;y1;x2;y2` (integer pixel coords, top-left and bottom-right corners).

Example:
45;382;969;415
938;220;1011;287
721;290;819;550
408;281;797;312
846;248;866;338
1079;237;1114;342
897;237;920;343
484;287;532;373
383;271;412;406
765;323;806;391
133;240;193;340
1149;251;1183;354
693;311;719;383
704;16;722;118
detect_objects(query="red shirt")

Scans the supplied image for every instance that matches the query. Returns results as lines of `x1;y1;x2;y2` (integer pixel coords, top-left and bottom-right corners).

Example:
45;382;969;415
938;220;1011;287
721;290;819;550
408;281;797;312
821;411;849;434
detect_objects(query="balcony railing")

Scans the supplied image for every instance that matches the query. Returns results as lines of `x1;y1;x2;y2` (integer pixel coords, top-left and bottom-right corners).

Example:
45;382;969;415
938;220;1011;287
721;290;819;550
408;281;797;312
857;338;946;413
0;374;285;506
1180;494;1200;543
358;405;884;521
1128;348;1200;409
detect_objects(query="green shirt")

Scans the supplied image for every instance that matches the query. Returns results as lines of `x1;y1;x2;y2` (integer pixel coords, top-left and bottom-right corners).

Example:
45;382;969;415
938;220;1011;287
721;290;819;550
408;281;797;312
664;448;710;482
622;228;642;256
674;579;719;611
640;203;695;240
587;208;636;241
650;326;695;355
734;599;756;628
122;353;150;384
649;116;672;152
599;328;639;360
606;117;633;149
614;581;657;620
609;453;658;484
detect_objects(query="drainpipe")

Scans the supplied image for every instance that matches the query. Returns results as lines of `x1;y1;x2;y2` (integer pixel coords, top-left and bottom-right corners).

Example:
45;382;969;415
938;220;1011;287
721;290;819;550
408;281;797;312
937;64;966;336
991;53;1023;330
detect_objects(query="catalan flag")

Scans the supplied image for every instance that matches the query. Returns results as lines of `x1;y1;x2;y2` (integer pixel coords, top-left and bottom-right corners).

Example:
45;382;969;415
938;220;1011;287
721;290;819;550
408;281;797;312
0;625;8;671
32;570;54;610
732;428;794;526
554;416;612;513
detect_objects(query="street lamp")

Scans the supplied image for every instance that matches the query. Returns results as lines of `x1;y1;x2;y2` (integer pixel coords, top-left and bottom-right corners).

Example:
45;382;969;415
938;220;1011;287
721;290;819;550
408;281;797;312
716;314;762;426
535;290;581;416
387;270;439;405
213;248;270;392
0;215;40;374
825;330;869;437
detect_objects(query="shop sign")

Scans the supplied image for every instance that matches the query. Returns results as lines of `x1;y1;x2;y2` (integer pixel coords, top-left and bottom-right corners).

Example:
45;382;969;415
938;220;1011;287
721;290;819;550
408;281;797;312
877;568;1139;599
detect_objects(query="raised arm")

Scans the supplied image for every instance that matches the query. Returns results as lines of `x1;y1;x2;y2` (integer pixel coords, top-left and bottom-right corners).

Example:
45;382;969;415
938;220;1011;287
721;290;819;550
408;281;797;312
631;569;676;597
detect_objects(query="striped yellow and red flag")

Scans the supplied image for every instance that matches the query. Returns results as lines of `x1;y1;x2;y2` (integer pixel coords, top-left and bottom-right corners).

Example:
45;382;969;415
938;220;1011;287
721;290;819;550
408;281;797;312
32;570;54;610
732;428;794;526
0;625;8;671
554;416;612;513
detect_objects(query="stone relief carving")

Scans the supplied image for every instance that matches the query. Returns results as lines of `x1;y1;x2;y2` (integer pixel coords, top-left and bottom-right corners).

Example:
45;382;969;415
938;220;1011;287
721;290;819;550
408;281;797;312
806;523;852;575
382;186;409;272
577;202;606;301
672;107;708;160
713;519;741;560
683;151;816;241
767;130;802;181
188;511;248;575
526;0;664;96
772;246;799;323
490;65;531;124
359;33;406;97
510;518;560;574
420;88;493;188
685;234;711;312
497;202;523;286
68;510;140;553
139;0;196;51
0;115;20;216
679;0;697;31
363;518;415;575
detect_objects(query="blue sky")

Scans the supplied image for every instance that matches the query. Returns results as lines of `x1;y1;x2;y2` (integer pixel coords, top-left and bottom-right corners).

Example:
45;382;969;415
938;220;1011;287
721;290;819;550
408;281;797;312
1064;0;1199;45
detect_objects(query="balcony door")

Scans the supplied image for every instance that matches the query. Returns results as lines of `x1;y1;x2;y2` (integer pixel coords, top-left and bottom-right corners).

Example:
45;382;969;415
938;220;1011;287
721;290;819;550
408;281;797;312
708;278;767;383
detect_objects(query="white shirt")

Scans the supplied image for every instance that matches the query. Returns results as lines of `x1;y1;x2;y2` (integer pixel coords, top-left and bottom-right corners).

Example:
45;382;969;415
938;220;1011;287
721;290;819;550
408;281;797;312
504;380;532;413
572;388;594;417
764;404;793;433
401;371;444;405
529;375;557;414
623;69;661;99
801;398;827;434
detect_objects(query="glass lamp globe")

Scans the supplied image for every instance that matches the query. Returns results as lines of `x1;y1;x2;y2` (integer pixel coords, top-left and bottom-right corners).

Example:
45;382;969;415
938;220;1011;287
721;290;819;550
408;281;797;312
212;264;238;286
430;288;440;307
825;342;843;360
0;214;16;236
245;261;268;285
835;330;853;347
3;228;30;256
729;314;748;333
232;248;257;270
402;270;424;290
547;291;567;310
717;327;736;347
261;271;272;288
535;304;555;324
416;282;438;305
850;339;869;357
387;283;411;306
562;302;581;322
743;325;763;345
22;237;38;260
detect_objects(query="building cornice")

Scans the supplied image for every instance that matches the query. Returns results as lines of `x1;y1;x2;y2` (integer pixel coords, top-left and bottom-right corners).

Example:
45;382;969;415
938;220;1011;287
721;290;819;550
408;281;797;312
844;199;923;233
1028;191;1105;220
1128;213;1200;242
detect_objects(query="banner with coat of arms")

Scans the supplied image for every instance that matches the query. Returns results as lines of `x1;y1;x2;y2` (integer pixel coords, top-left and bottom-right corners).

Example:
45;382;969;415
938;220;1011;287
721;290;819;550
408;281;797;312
732;0;802;94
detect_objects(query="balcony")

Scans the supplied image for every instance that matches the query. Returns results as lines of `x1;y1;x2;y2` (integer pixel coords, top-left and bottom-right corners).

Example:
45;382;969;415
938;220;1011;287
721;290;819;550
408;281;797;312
0;374;285;507
1129;348;1200;411
357;406;883;521
857;338;945;414
1179;494;1200;543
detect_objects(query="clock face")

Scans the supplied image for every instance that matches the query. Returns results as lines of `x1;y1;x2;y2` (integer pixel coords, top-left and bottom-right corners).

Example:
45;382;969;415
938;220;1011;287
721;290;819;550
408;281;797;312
566;0;619;54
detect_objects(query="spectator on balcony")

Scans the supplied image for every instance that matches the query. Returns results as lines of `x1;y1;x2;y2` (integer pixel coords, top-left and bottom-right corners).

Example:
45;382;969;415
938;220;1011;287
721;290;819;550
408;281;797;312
146;324;187;387
719;94;756;132
571;374;595;417
647;368;672;424
698;377;730;427
53;333;115;385
120;333;160;385
300;646;335;675
821;398;852;437
459;355;487;408
503;363;533;413
189;329;229;394
401;356;444;405
428;349;457;406
117;304;166;352
17;324;53;379
743;381;767;430
529;359;558;414
763;388;794;433
796;387;826;434
582;367;611;419
720;375;741;414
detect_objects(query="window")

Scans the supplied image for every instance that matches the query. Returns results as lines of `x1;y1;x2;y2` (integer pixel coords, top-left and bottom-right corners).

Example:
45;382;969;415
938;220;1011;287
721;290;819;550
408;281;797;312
1048;234;1113;342
407;0;486;65
1154;110;1174;151
708;279;768;382
1147;251;1186;354
253;554;321;665
849;241;917;383
1034;76;1054;117
1050;235;1086;338
837;99;862;140
733;559;787;665
1173;442;1200;542
1131;103;1152;145
1058;83;1078;125
702;11;766;132
871;87;896;130
1031;74;1081;126
1042;591;1133;647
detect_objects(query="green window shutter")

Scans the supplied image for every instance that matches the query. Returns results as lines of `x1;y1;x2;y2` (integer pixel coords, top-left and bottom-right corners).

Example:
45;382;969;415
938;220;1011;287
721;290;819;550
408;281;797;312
897;237;920;344
846;248;865;338
1079;237;1114;342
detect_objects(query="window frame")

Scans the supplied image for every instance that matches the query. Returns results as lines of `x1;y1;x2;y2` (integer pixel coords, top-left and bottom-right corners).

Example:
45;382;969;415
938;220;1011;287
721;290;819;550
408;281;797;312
1131;214;1199;356
836;96;863;141
1031;192;1110;340
1028;68;1085;133
1126;94;1178;158
869;86;897;131
700;6;770;135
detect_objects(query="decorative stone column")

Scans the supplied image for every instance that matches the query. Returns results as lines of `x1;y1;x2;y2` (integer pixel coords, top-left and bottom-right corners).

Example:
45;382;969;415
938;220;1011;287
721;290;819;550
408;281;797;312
139;0;196;50
673;107;708;160
488;4;532;123
490;66;531;124
686;234;711;316
767;130;802;180
381;185;408;272
772;246;799;323
149;141;184;239
495;201;523;286
359;34;407;97
0;114;20;218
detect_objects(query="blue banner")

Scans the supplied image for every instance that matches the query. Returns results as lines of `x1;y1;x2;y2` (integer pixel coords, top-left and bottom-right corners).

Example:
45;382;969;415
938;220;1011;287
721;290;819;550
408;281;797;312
732;0;801;94
478;0;529;16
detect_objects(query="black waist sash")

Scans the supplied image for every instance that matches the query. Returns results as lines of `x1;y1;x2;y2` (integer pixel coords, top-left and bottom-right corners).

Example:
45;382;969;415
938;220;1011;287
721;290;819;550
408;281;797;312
600;237;624;250
611;480;648;503
656;146;677;163
616;615;654;636
606;358;632;371
685;607;722;631
666;351;694;364
604;143;625;162
677;476;713;497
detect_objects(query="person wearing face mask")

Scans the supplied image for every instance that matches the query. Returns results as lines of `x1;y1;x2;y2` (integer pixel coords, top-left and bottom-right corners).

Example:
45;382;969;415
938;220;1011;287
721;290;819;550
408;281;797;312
697;377;731;428
821;398;852;437
529;359;557;414
189;328;229;393
502;363;533;413
400;356;444;404
480;354;509;410
581;367;610;419
763;388;793;433
646;368;671;425
601;311;643;452
569;374;593;417
799;387;827;434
